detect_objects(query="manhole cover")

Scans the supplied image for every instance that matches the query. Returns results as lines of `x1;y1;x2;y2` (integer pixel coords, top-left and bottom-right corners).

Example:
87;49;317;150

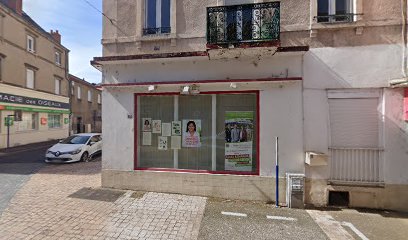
68;188;125;202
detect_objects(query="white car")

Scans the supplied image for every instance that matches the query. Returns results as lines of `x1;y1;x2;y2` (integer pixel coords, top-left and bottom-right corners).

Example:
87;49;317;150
45;133;102;163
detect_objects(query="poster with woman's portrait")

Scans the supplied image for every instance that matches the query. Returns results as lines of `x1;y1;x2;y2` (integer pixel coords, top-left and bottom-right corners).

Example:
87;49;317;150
182;120;201;148
142;118;152;132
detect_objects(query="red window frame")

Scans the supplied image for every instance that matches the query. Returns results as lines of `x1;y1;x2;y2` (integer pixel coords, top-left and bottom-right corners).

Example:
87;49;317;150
134;90;260;175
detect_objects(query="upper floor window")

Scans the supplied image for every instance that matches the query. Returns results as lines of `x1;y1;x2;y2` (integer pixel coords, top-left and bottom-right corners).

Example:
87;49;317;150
144;0;171;35
77;86;81;100
88;90;92;102
0;55;3;81
71;81;75;95
55;51;62;66
317;0;353;23
26;68;35;89
55;77;61;95
97;93;101;104
27;35;35;53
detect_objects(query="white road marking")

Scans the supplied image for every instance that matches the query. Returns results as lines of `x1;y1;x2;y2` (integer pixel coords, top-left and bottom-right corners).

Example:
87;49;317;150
221;211;247;217
342;222;369;240
266;215;297;221
306;210;354;240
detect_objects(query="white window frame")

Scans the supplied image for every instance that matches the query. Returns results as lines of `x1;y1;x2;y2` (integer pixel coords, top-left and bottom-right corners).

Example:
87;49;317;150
26;68;35;89
317;0;355;23
55;51;61;66
0;55;3;81
88;90;92;102
77;86;81;100
48;114;62;129
97;93;101;104
27;35;35;53
55;78;61;95
144;0;171;34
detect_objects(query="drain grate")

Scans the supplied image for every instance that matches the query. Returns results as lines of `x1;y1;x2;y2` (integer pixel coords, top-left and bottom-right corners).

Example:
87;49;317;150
68;188;125;202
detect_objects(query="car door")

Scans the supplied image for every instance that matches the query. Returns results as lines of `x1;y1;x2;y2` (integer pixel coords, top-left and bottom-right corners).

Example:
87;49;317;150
88;136;99;155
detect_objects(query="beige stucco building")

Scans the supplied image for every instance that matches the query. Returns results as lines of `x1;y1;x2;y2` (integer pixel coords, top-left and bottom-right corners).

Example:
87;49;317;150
69;74;102;134
93;0;408;211
0;0;70;148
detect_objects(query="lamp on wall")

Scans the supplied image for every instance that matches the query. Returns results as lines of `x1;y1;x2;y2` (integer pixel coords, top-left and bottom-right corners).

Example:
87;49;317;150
181;85;190;95
148;85;156;92
180;84;200;95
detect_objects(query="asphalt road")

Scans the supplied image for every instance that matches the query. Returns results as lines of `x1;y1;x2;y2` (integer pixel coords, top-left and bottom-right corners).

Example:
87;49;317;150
198;198;329;240
0;142;53;215
0;141;101;216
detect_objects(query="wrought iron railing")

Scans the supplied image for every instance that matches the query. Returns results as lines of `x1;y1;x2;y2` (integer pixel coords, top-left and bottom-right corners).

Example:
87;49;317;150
143;27;171;35
315;14;356;23
207;2;280;46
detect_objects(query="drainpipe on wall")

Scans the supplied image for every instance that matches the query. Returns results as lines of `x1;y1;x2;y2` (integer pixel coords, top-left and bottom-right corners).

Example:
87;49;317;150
65;50;72;136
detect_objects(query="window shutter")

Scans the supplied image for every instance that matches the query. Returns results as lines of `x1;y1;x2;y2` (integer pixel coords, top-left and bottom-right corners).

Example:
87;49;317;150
329;98;379;148
55;79;60;94
26;69;34;89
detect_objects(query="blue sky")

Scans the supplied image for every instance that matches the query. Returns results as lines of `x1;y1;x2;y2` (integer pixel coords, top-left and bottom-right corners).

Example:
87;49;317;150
23;0;102;83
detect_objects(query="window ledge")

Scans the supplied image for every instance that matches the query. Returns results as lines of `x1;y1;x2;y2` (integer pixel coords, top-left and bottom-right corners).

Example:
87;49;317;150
102;33;176;44
311;21;364;30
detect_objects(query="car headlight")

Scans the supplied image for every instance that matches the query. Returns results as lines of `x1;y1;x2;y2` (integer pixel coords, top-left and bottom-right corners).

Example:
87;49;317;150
69;148;82;155
46;149;52;154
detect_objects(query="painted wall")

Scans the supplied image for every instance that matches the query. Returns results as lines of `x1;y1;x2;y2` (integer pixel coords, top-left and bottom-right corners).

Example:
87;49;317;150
383;88;408;184
102;55;305;178
102;54;303;84
303;44;408;184
0;83;69;148
0;4;69;96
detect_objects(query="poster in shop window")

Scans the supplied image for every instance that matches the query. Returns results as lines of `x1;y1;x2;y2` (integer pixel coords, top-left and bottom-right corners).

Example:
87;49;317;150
142;118;152;132
171;121;182;136
152;120;161;134
182;120;202;148
225;111;254;171
162;123;172;137
158;136;168;150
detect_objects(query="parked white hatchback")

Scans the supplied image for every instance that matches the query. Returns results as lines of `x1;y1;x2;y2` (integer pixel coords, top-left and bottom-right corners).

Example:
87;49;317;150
45;133;102;163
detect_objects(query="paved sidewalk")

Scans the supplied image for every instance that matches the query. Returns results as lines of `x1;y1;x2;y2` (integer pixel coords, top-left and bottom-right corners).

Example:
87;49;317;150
0;162;206;240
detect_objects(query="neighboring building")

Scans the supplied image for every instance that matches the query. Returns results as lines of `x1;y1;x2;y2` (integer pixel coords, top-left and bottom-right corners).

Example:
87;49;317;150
93;0;408;211
0;0;70;148
69;74;102;134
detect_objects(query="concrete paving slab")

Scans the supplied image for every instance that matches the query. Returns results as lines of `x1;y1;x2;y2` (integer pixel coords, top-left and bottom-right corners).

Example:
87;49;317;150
0;161;207;240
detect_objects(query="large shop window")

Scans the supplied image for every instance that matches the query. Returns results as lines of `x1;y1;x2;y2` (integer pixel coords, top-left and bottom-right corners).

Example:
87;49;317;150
15;112;37;132
48;114;62;129
136;92;258;174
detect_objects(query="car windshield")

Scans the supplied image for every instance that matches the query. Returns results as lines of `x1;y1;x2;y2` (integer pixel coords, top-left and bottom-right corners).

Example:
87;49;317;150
61;135;90;144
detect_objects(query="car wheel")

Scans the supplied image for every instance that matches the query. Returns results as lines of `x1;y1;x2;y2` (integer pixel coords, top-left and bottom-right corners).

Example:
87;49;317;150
80;152;89;162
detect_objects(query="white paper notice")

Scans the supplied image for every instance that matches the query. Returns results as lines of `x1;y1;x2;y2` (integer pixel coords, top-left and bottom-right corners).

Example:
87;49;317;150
152;120;162;134
158;136;168;150
162;123;172;137
171;136;181;149
142;132;152;146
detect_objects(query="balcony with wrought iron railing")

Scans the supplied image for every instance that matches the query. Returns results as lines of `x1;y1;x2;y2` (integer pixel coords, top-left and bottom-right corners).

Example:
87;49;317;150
206;1;280;49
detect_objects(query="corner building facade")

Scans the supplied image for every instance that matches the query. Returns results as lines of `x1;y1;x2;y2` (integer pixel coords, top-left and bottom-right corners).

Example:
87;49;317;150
93;0;408;211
